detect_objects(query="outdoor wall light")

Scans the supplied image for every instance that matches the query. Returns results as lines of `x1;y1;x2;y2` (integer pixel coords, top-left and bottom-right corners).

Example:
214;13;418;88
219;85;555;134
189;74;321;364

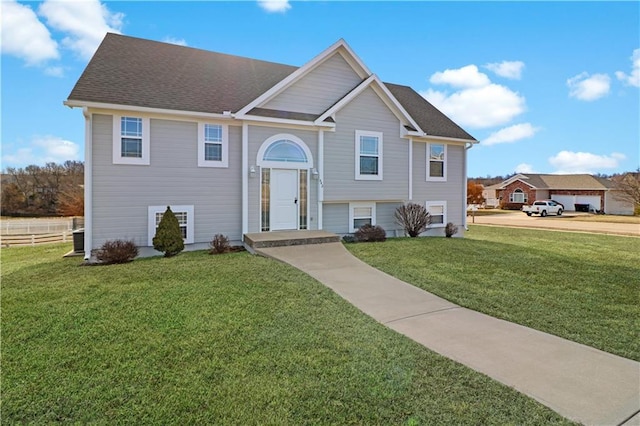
311;168;319;179
249;165;256;177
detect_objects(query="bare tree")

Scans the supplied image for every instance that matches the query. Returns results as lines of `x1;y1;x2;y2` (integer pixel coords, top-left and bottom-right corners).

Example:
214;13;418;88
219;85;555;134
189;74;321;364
394;203;431;237
611;171;640;210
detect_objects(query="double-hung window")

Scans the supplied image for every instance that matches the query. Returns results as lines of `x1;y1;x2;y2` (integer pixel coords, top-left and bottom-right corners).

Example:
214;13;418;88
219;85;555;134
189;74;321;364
509;189;527;203
427;143;446;181
198;123;228;167
148;205;194;245
349;202;376;232
355;130;383;180
425;201;446;227
113;115;150;165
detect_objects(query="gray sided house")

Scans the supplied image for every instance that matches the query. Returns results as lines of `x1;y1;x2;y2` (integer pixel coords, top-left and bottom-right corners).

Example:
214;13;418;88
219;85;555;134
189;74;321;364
65;34;477;259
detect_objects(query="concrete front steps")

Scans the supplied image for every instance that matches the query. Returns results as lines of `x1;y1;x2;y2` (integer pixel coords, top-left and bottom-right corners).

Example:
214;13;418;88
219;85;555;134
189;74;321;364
243;230;340;251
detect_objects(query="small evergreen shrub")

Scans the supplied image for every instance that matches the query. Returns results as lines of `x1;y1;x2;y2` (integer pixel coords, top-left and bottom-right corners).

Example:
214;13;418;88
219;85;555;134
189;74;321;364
209;234;230;254
96;239;138;264
342;235;356;243
354;224;386;242
152;206;184;257
445;222;459;238
394;203;431;237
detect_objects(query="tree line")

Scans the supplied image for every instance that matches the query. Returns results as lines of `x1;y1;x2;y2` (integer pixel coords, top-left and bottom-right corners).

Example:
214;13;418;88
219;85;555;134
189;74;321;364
1;161;84;217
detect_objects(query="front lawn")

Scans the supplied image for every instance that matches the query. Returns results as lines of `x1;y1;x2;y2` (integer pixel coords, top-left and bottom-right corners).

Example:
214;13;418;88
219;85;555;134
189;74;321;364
347;226;640;361
2;244;568;424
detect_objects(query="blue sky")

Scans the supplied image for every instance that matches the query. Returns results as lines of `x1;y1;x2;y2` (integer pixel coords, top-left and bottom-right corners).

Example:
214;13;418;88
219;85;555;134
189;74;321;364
2;0;638;177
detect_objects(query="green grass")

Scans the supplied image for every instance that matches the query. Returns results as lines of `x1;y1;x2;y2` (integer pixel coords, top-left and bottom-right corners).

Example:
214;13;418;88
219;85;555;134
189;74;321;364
347;226;640;361
1;244;570;424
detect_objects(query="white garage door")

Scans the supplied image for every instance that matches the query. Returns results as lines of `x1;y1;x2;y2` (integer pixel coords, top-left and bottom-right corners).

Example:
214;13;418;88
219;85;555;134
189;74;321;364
575;195;601;210
550;195;601;211
550;195;575;210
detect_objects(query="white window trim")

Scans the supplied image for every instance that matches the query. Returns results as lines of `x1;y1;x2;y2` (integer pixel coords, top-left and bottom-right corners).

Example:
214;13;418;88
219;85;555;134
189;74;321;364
426;143;447;182
355;130;383;181
425;201;447;228
349;201;376;233
112;115;150;165
198;122;229;168
148;205;194;246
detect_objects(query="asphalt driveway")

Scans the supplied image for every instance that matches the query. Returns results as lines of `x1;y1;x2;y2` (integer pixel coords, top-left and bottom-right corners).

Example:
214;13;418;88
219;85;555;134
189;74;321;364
470;211;640;237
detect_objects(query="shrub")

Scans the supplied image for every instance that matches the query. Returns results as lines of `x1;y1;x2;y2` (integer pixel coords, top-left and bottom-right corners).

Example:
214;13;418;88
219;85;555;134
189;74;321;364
342;235;356;243
209;234;230;254
394;203;431;237
354;224;386;242
152;206;184;257
445;222;459;238
96;239;138;264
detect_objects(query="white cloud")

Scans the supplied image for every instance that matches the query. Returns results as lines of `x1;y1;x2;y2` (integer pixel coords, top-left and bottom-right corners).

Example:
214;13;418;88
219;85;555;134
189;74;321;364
0;0;59;65
567;72;611;101
2;136;81;168
422;64;526;129
38;0;124;60
163;37;188;47
44;66;64;77
548;151;626;174
483;123;539;146
615;48;640;88
429;65;490;88
485;61;525;80
257;0;291;13
515;163;536;174
421;84;525;129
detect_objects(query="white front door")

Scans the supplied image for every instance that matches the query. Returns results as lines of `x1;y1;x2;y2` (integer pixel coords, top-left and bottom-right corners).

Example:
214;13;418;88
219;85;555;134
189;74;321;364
270;169;298;231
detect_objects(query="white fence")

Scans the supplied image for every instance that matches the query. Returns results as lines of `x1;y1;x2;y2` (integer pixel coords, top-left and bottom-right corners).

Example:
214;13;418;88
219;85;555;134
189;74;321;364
0;217;83;247
1;217;83;235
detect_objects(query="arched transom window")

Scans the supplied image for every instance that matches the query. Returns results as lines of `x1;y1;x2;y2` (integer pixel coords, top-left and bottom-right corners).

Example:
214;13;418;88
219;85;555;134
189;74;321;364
257;134;313;169
263;140;308;163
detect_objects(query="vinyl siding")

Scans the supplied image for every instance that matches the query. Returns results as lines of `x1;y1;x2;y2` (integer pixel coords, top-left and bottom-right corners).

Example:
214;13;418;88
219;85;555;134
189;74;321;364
412;142;465;233
322;202;403;237
322;203;349;234
91;114;242;250
324;87;409;201
247;125;319;233
263;53;362;115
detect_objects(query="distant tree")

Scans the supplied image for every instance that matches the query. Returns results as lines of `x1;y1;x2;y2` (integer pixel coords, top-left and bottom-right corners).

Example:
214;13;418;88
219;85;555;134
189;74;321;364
57;184;84;216
152;206;184;257
0;183;25;215
611;171;640;213
1;161;84;216
467;181;486;205
395;203;431;237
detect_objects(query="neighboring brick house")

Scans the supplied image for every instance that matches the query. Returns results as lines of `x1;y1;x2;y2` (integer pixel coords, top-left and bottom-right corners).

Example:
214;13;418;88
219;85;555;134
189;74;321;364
495;173;634;215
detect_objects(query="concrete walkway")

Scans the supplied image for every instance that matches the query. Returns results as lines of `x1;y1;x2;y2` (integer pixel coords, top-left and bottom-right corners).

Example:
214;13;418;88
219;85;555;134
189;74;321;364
258;242;640;426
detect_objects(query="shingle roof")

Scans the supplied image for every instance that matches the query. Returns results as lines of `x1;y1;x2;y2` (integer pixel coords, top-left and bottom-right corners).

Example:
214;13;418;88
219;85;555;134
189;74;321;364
68;33;475;141
384;83;476;141
68;33;297;113
515;174;610;190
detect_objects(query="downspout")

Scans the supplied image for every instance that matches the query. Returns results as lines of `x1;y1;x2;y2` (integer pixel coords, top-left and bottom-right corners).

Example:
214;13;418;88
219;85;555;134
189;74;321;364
408;137;413;201
463;142;473;231
317;130;324;230
82;107;93;260
242;122;249;236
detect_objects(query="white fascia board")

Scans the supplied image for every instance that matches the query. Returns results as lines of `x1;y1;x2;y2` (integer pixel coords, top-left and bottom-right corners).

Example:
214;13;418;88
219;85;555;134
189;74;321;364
314;75;376;124
240;114;335;129
64;100;234;121
410;133;479;145
314;74;423;135
235;39;371;117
